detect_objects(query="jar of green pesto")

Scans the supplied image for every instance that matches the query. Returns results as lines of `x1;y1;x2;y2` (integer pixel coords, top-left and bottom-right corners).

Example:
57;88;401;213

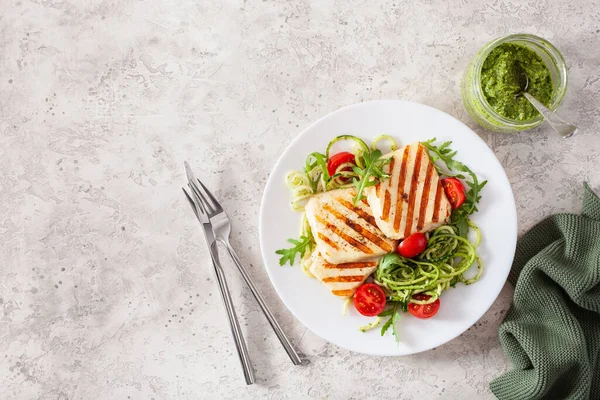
462;34;568;133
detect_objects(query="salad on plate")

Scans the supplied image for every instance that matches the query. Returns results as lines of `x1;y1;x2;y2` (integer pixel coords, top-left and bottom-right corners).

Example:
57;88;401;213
275;135;487;341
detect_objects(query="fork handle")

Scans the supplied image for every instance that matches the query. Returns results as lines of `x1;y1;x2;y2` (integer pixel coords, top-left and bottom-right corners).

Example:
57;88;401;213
223;240;303;365
209;243;255;384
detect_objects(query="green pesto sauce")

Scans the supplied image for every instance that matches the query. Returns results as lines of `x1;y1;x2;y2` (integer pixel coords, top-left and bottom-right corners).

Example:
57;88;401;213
481;43;554;121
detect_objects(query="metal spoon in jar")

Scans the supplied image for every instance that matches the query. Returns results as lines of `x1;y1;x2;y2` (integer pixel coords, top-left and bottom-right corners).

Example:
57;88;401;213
516;69;578;138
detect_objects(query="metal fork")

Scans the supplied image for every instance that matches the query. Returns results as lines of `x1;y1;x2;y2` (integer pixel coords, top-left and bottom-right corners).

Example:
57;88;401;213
183;186;255;385
184;162;302;367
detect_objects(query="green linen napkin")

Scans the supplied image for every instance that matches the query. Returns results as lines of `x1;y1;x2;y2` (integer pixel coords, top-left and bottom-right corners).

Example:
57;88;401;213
490;183;600;400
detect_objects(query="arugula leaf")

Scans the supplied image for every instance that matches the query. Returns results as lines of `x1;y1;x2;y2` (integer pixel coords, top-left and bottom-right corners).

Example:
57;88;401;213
377;252;405;272
379;301;404;342
400;301;408;313
421;138;487;223
275;231;314;266
380;314;394;336
378;308;395;318
351;149;392;205
454;218;469;238
304;152;330;192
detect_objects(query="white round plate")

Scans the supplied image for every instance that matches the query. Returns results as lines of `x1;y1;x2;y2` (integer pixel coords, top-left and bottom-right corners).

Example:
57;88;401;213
259;100;517;356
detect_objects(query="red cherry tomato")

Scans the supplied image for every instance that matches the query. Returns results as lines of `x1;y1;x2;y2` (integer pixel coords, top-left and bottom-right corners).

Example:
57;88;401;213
353;283;386;317
327;152;355;176
441;177;466;209
397;232;428;258
408;293;440;319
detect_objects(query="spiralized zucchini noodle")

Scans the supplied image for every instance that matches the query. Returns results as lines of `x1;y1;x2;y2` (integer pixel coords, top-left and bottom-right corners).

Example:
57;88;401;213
285;171;314;211
374;221;483;305
371;134;397;152
342;298;352;316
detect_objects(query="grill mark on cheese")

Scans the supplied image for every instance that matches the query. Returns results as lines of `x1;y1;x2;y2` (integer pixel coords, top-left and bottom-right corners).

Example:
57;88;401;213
345;219;393;252
322;275;365;283
332;289;355;297
416;161;435;231
393;145;411;232
322;261;378;269
381;157;395;221
336;198;378;228
432;182;443;223
315;214;375;255
403;145;424;238
321;204;390;252
387;157;395;191
382;190;391;221
317;232;339;249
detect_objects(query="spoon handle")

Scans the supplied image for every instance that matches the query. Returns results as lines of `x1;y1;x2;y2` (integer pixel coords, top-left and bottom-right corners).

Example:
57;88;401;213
523;92;578;138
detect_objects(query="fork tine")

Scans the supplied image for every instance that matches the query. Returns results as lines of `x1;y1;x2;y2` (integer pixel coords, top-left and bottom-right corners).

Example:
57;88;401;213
185;161;219;215
183;161;221;217
195;177;223;213
188;179;215;216
182;187;202;221
188;183;213;218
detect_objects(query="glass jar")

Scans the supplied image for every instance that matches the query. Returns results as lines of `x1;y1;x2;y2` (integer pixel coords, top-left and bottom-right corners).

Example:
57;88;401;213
461;34;568;133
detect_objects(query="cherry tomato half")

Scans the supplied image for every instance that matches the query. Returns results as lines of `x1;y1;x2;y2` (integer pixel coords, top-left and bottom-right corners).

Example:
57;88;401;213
353;283;386;317
441;177;466;209
408;293;440;319
397;232;428;258
327;152;355;177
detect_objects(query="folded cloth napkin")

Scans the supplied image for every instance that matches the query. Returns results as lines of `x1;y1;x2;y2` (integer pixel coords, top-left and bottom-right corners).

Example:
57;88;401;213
490;183;600;400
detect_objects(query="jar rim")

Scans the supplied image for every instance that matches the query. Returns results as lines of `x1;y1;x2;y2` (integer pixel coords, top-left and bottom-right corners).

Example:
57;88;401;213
471;33;568;128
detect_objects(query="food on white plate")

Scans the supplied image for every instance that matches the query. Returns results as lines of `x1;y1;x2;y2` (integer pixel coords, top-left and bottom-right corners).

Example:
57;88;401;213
441;177;467;209
276;135;487;342
396;232;428;258
308;252;379;297
304;188;396;264
353;283;386;317
365;142;452;240
407;293;440;319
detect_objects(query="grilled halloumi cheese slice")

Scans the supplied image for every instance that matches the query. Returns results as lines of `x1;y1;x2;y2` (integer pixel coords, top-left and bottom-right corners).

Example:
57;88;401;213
365;142;452;240
305;188;397;264
309;252;378;297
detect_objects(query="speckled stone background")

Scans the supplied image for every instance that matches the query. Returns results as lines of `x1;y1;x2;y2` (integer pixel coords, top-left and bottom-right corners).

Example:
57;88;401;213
1;0;599;399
